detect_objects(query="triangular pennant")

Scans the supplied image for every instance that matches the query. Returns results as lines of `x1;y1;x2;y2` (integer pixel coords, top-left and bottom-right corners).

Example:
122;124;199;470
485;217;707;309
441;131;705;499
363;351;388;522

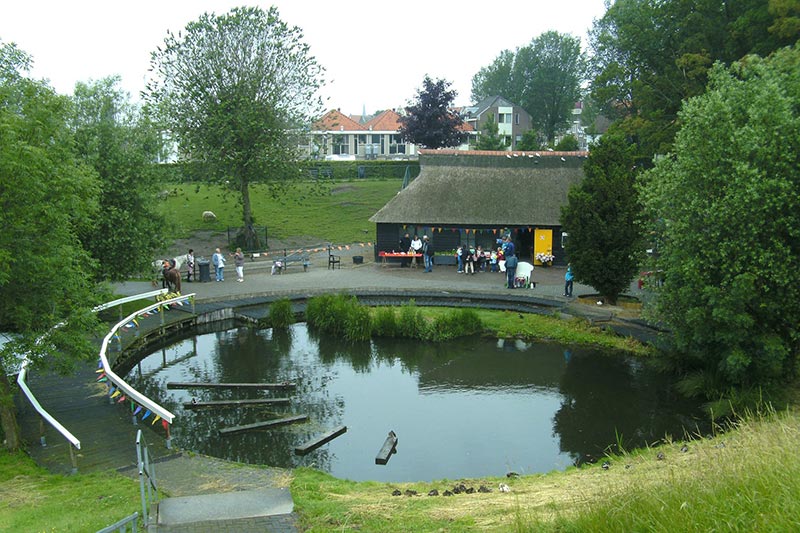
151;415;161;425
142;409;151;420
96;367;104;373
97;377;107;383
97;360;103;369
111;390;121;399
96;372;106;381
162;419;169;430
117;395;127;403
130;401;136;412
133;406;143;416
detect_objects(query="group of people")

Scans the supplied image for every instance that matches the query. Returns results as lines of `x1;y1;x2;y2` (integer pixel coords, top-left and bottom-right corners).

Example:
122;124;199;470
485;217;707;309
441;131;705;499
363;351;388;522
210;247;246;282
399;233;435;272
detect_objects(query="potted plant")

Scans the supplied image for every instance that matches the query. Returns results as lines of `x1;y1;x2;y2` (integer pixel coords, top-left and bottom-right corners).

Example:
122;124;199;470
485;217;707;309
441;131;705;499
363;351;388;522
535;252;555;267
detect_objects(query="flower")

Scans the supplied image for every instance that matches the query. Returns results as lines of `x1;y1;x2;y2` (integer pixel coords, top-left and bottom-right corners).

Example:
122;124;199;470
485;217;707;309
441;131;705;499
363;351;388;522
536;252;555;264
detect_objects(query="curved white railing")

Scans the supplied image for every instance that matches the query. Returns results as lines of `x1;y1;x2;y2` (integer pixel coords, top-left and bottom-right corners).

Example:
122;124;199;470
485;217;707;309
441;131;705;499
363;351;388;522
97;292;197;426
16;289;167;459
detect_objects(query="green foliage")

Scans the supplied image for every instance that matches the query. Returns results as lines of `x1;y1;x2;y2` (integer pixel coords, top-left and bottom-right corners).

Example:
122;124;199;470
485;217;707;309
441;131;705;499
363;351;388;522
398;300;429;340
516;129;544;151
561;132;644;304
554;134;579;151
269;298;295;328
474;115;507;151
430;308;483;341
472;31;586;143
589;0;795;161
399;76;468;149
71;77;168;281
638;45;800;394
146;6;325;249
306;293;370;341
372;307;399;337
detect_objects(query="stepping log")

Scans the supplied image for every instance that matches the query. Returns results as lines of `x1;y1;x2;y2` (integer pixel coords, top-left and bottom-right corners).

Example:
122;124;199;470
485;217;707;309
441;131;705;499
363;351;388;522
219;415;308;436
183;398;291;409
167;381;296;390
375;430;398;465
294;425;348;455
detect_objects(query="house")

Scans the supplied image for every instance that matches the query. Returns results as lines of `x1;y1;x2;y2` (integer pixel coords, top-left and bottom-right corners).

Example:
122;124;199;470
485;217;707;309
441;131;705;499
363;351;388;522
461;96;533;151
304;109;417;160
369;149;587;266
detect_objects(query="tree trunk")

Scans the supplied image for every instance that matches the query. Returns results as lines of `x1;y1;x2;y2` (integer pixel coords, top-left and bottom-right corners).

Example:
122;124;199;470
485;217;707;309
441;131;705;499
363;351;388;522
0;371;21;451
238;176;261;251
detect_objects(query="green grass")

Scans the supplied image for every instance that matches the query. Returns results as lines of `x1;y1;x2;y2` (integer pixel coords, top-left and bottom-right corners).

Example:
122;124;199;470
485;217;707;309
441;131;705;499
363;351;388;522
0;451;141;532
156;180;401;244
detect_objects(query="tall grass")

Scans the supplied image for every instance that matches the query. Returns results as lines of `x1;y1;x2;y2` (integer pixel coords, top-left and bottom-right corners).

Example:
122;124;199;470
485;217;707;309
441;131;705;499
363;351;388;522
269;298;295;328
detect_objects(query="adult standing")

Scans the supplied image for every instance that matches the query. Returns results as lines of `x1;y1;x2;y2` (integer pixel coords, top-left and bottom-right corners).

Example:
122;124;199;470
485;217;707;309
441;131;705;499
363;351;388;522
186;249;195;281
399;232;412;268
505;251;518;288
233;247;245;282
212;247;226;282
410;234;423;267
564;263;574;297
422;235;434;273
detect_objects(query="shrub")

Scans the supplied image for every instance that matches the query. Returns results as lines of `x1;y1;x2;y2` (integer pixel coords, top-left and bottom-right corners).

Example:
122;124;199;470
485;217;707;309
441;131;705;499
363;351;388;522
343;304;373;342
269;298;295;328
398;300;430;340
431;308;483;341
372;307;399;337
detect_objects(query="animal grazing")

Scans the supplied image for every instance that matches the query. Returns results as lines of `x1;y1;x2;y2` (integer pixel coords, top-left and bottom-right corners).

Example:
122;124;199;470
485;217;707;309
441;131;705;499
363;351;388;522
202;210;217;221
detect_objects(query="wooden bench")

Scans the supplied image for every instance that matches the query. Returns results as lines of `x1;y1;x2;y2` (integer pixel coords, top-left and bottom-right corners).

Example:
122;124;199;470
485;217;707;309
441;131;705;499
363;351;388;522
273;250;310;274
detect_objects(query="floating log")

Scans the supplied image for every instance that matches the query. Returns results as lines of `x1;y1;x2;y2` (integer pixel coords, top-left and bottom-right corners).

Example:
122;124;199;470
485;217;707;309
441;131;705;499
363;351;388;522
182;398;291;409
219;414;308;436
167;381;296;390
375;430;398;465
294;425;347;456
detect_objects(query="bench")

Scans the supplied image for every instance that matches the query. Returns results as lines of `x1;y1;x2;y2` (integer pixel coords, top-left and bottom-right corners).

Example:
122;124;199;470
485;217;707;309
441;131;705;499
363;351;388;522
272;250;310;274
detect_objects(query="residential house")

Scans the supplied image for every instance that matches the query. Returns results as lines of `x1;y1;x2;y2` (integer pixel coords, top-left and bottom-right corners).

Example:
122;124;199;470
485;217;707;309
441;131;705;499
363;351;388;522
462;96;533;151
369;149;587;266
305;109;417;160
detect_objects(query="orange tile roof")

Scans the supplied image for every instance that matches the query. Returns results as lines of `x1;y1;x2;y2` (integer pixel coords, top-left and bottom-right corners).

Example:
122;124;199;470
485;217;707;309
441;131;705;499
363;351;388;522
313;109;365;131
363;109;403;131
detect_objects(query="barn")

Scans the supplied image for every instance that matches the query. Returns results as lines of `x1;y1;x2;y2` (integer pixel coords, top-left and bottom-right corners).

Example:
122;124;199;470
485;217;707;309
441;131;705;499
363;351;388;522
369;149;587;266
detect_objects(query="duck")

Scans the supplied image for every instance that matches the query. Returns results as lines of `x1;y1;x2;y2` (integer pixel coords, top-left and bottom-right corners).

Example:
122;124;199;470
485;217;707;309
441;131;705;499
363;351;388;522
498;483;511;493
391;489;401;496
427;489;439;496
478;485;492;493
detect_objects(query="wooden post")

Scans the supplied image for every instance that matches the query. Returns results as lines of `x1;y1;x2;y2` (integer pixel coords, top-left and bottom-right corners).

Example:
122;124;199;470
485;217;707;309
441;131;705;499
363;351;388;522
167;381;296;390
375;430;398;465
294;426;347;455
183;398;291;409
219;415;308;436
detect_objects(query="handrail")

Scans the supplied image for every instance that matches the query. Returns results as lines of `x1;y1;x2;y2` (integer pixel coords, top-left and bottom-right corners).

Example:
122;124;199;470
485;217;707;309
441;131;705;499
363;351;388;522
97;293;196;425
15;289;168;455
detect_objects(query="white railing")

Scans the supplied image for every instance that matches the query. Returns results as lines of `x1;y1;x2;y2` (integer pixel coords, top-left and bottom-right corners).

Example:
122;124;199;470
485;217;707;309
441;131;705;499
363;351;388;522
16;289;167;470
97;293;197;427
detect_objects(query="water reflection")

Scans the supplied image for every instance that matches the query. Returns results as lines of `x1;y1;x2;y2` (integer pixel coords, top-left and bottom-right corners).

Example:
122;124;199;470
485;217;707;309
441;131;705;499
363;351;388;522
128;323;707;482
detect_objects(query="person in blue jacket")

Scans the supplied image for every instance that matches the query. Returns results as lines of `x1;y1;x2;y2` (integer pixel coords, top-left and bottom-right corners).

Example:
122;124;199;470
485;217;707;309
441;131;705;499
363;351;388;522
564;263;574;297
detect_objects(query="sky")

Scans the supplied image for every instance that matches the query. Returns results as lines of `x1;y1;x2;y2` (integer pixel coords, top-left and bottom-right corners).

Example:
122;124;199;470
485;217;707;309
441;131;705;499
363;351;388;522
1;0;608;115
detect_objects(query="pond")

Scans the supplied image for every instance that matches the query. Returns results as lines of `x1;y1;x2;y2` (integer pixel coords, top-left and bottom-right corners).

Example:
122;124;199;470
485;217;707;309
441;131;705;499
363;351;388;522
128;323;707;482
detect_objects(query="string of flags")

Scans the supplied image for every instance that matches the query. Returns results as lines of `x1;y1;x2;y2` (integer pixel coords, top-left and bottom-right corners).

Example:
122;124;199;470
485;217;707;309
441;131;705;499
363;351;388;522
401;226;536;235
249;242;373;259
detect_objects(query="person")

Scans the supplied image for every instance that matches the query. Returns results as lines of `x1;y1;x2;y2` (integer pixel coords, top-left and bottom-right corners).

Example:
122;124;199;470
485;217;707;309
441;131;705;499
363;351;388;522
233;247;245;282
410;234;423;267
464;245;476;275
422;235;434;272
399;232;412;268
456;245;464;273
212;248;226;282
476;245;485;272
497;246;506;273
564;263;574;297
490;249;498;272
186;249;195;282
505;250;518;289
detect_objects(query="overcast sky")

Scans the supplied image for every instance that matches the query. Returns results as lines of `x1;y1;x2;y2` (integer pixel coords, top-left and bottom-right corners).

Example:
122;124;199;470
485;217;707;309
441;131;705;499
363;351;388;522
1;0;607;115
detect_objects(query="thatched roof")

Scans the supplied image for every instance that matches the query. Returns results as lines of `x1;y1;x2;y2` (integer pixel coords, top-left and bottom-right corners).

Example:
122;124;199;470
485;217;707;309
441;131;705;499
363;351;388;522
370;150;587;226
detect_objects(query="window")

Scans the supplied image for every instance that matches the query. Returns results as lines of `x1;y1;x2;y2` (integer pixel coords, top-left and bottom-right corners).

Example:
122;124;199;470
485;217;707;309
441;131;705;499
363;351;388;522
332;135;348;155
514;113;520;125
498;113;512;124
389;134;406;154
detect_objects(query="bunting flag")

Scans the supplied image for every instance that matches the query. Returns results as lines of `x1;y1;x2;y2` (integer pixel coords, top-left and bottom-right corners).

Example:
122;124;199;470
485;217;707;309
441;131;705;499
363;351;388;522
142;409;152;420
108;385;116;395
162;419;169;430
96;372;106;380
96;367;104;373
493;229;497;234
117;395;127;403
130;401;136;412
97;360;103;369
133;406;143;416
97;377;107;383
112;334;120;342
111;390;121;399
345;245;350;250
151;415;161;425
132;318;139;327
465;229;470;234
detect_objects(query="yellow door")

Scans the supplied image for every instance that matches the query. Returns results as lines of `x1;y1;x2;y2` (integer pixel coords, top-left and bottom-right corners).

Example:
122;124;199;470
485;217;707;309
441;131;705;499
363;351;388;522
533;229;553;265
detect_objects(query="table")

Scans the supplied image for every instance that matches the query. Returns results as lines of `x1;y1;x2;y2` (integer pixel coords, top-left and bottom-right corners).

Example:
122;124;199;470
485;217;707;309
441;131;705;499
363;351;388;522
379;251;422;267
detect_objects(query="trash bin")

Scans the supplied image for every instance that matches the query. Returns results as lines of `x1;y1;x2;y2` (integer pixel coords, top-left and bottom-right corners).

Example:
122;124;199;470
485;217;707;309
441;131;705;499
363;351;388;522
197;259;211;282
353;256;363;265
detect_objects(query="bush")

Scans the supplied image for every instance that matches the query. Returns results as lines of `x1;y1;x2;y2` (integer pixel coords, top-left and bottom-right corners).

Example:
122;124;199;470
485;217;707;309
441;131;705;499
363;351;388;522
307;293;372;341
431;308;484;341
398;300;430;340
373;307;399;337
269;298;295;328
343;304;373;342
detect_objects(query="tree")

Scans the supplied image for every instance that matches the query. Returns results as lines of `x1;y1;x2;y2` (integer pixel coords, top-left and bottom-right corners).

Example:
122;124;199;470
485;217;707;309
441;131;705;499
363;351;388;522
473;115;507;151
589;0;795;162
516;129;544;151
146;6;325;250
554;134;579;151
72;77;167;280
398;76;467;149
471;32;586;144
638;45;800;398
560;132;644;305
0;41;102;450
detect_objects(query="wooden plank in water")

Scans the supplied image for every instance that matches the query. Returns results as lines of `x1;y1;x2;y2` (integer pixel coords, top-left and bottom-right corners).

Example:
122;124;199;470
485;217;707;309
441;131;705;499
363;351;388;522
294;425;348;455
167;381;296;390
375;430;398;465
219;415;308;436
182;398;291;409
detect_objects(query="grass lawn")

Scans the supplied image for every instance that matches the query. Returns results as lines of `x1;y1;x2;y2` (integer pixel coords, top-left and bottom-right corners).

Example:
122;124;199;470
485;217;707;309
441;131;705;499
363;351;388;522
156;179;402;245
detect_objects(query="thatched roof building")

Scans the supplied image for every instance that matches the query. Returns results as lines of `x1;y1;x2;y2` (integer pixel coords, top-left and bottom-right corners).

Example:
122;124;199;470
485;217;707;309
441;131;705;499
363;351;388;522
369;149;587;265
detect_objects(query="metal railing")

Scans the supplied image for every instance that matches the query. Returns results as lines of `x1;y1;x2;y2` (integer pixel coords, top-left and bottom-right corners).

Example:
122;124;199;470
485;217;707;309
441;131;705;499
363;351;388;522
95;512;139;533
136;429;158;526
16;289;167;473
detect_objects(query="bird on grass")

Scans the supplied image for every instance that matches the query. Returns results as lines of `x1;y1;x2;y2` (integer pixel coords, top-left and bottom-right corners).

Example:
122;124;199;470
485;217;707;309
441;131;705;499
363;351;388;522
499;483;511;493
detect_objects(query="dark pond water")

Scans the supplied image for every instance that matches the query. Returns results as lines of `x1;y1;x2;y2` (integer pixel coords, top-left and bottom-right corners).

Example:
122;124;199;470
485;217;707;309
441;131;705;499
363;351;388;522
128;323;707;482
